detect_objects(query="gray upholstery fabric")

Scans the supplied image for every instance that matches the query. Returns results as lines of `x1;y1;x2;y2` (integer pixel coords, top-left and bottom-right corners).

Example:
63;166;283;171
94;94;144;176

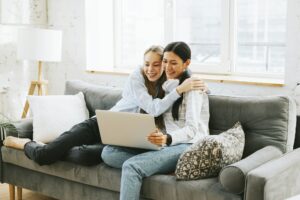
0;144;2;182
2;147;121;192
245;148;300;200
293;116;300;148
12;118;33;139
2;147;242;200
142;175;242;200
208;95;296;157
219;146;283;194
3;163;140;200
0;124;17;142
1;118;33;139
64;80;122;117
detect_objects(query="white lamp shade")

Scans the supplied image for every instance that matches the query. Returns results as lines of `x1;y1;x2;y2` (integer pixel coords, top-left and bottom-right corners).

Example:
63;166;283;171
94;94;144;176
17;28;62;62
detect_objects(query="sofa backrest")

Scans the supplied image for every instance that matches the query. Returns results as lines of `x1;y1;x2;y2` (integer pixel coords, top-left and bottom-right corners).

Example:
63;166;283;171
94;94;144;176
208;95;296;157
65;80;297;158
65;80;122;117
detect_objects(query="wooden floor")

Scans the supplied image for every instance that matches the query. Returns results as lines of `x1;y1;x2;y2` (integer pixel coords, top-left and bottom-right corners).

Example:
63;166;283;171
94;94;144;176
0;184;57;200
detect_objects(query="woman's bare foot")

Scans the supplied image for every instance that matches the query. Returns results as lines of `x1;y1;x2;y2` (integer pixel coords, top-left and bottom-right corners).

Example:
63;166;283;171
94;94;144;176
3;136;31;150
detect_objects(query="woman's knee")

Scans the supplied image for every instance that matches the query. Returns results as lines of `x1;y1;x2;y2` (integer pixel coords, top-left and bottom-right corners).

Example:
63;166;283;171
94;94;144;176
65;144;103;166
102;145;134;169
102;146;120;167
122;158;145;177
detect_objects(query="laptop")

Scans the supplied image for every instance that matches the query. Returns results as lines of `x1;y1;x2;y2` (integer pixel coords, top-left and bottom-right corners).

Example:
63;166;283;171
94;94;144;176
96;110;162;150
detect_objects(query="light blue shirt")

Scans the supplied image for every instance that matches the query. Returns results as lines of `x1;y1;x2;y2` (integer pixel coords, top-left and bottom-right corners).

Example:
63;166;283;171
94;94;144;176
110;67;180;116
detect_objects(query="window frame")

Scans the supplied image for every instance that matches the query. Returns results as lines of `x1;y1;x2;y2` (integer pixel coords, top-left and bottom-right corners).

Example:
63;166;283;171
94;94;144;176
85;0;286;79
171;0;232;75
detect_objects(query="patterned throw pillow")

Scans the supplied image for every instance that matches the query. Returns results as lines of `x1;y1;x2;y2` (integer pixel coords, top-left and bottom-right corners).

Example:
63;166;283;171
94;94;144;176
175;122;245;180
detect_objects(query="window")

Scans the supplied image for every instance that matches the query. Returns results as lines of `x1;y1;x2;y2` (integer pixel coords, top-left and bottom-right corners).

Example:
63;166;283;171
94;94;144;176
235;0;287;76
114;0;164;69
86;0;287;78
173;0;228;73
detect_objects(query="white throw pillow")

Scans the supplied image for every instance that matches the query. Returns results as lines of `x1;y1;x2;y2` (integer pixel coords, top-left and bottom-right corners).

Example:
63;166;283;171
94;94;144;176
28;92;89;143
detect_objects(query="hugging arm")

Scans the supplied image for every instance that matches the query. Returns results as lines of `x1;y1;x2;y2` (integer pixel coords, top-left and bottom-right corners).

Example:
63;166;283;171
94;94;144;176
126;69;207;117
128;72;180;117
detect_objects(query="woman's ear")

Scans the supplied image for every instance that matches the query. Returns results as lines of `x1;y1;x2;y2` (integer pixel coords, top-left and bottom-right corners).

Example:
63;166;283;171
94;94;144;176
183;59;191;70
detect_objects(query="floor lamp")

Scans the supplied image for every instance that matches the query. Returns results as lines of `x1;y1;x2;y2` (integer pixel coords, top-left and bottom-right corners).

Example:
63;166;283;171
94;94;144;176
17;27;62;118
11;27;62;200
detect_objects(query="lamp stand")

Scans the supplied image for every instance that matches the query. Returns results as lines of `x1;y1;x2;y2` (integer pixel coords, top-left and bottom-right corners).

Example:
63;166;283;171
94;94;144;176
16;61;48;200
21;61;48;118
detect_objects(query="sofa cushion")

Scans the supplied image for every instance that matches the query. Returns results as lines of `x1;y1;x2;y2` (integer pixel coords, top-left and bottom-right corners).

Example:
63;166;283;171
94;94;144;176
64;80;122;117
1;146;121;192
142;175;242;200
208;95;296;157
28;92;89;143
2;147;242;200
175;122;245;180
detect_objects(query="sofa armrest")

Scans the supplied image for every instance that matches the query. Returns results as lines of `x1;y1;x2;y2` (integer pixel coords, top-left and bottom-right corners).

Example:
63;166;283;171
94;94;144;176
12;118;33;139
245;148;300;200
219;146;283;194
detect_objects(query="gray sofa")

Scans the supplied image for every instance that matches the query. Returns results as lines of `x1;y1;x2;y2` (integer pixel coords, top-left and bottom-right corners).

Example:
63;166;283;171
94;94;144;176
1;80;300;200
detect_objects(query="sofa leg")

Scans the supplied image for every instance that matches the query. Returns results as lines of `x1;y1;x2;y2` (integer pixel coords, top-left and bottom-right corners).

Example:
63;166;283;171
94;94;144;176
17;187;22;200
9;184;15;200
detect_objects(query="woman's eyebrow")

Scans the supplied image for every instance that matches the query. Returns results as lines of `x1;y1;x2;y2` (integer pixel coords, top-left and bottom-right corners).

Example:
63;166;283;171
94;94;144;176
163;59;176;62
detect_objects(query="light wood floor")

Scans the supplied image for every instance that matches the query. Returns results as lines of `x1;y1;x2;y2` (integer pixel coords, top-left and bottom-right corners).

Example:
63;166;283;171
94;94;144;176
0;184;57;200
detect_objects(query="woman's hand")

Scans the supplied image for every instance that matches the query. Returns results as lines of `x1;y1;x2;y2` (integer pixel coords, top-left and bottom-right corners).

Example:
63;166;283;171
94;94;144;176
147;129;167;146
176;77;208;95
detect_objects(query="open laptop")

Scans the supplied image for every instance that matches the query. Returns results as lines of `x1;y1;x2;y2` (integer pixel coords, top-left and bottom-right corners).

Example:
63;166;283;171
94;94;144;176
96;110;162;150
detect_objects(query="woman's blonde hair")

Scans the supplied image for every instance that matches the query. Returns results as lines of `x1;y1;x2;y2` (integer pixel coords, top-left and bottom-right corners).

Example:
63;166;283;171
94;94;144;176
143;45;164;59
141;45;166;131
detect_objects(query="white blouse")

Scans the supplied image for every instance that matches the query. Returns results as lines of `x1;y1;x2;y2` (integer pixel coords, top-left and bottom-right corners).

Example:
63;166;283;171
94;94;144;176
162;80;210;145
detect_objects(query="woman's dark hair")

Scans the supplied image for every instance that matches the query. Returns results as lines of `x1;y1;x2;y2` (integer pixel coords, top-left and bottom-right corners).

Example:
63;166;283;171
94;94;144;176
164;41;192;120
140;45;166;131
171;70;191;120
163;41;191;62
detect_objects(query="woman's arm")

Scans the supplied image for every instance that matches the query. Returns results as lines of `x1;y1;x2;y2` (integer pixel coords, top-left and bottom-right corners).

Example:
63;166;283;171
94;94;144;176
126;69;180;116
125;69;206;117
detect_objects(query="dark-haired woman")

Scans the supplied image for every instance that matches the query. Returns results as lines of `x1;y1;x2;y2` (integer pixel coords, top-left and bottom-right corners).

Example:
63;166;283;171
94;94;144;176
101;42;210;200
3;45;207;166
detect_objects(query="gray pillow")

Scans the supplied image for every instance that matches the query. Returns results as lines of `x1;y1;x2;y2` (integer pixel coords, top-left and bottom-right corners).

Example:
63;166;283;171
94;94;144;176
218;145;283;194
175;122;245;180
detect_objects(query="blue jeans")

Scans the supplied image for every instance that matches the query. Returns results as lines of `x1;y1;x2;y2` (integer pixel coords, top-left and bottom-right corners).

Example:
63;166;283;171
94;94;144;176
101;144;190;200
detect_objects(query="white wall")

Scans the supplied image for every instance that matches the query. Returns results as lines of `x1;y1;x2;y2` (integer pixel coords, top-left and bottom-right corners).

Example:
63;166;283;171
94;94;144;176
1;0;300;120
